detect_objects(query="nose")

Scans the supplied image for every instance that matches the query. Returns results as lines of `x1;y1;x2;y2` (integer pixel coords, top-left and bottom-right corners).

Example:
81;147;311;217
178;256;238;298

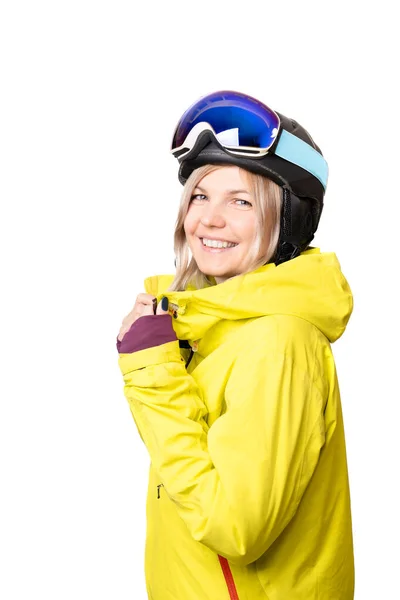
200;202;226;228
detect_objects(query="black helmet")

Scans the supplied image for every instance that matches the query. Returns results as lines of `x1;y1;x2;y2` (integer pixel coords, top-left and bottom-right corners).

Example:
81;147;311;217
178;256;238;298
172;91;327;265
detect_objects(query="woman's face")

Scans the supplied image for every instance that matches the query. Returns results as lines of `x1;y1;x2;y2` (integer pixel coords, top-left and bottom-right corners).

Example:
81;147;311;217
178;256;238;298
183;166;268;284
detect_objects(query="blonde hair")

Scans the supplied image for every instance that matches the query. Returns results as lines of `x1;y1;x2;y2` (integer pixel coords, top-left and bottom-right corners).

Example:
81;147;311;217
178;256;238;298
168;164;281;292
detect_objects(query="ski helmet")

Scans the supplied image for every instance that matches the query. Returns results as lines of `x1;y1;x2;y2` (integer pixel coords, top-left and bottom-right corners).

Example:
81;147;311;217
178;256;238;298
171;90;328;265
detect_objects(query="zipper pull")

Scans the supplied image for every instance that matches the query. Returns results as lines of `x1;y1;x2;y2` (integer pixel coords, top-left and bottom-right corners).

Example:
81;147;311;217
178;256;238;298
157;484;164;499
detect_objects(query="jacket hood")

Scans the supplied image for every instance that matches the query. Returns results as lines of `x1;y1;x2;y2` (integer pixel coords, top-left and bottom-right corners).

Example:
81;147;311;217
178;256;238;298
144;247;353;344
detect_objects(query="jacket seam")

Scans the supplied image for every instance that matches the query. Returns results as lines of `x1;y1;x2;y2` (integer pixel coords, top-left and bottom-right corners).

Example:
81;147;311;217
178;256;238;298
267;314;327;394
291;332;320;511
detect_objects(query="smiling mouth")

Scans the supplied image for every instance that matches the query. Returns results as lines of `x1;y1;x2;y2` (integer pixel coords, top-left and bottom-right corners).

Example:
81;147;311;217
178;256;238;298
199;238;239;249
199;238;239;253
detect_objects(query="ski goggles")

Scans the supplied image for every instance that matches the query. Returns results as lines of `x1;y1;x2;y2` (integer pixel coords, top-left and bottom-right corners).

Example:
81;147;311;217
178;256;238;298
171;90;328;189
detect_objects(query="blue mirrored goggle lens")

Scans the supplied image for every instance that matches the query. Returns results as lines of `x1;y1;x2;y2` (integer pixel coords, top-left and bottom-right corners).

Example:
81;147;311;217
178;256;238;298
172;90;280;151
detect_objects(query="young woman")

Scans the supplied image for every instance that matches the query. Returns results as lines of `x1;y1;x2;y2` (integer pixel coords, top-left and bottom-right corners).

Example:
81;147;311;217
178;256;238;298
116;91;355;599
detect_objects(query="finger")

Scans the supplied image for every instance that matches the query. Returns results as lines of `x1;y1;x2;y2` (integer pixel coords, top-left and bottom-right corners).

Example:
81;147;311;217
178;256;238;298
135;293;157;308
117;326;129;342
135;294;157;315
140;302;156;317
156;296;169;315
122;294;157;322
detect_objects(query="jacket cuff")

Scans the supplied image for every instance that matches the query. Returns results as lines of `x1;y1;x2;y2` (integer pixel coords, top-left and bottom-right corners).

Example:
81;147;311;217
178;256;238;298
116;314;177;354
118;340;184;376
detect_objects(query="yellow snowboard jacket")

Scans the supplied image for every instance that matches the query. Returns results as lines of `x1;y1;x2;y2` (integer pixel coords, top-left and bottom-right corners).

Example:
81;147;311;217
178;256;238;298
117;247;355;599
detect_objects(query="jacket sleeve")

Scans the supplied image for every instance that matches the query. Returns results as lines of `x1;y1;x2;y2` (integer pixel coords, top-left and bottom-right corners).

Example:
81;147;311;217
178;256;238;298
117;318;326;566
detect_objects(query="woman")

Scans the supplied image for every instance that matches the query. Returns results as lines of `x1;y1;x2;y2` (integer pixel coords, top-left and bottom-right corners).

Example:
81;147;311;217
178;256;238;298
116;91;355;599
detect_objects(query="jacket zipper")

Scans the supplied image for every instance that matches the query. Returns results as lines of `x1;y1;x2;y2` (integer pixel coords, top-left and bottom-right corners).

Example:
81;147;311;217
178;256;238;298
185;348;194;369
157;484;164;499
179;340;195;369
218;555;240;600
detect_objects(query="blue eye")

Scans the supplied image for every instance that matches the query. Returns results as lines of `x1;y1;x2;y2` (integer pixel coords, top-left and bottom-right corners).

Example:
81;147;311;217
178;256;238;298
189;195;252;207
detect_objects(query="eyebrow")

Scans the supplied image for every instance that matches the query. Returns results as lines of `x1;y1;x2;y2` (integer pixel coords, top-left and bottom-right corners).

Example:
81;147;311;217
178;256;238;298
194;186;251;195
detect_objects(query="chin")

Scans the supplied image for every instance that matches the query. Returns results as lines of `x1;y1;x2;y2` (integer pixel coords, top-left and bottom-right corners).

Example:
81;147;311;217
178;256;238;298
200;264;236;279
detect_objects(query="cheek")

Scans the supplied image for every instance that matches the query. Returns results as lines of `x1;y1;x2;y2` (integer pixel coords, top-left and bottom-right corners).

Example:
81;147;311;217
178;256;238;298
183;211;197;236
234;216;258;242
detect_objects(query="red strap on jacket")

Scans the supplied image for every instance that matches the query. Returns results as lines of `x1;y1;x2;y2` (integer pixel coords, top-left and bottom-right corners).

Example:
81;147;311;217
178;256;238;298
218;555;240;600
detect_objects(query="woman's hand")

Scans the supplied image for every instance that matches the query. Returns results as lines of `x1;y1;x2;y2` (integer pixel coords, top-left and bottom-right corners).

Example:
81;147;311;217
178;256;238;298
117;294;168;342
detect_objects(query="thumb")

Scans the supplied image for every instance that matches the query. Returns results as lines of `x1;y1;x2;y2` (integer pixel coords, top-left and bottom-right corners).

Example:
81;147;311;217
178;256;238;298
156;296;170;315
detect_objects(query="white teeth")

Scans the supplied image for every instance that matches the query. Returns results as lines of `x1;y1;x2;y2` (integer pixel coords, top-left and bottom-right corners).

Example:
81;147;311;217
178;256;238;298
202;238;238;248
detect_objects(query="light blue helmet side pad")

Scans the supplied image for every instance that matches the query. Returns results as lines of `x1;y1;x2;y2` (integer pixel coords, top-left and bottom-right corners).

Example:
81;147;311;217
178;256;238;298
274;129;328;189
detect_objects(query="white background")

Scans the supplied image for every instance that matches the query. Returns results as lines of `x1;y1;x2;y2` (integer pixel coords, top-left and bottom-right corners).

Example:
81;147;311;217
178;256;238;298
1;1;399;598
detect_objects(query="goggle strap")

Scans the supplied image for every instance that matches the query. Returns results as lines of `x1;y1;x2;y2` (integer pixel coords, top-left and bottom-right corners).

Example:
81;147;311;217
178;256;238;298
275;130;329;189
